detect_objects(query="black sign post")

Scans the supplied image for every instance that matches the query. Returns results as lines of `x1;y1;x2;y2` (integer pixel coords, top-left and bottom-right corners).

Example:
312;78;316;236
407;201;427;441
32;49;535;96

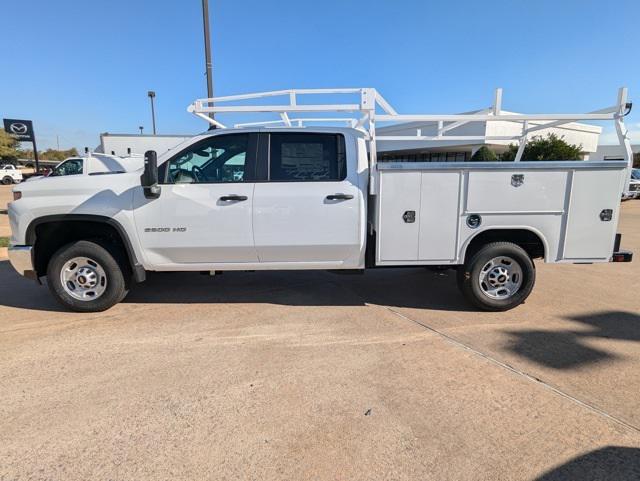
3;118;39;172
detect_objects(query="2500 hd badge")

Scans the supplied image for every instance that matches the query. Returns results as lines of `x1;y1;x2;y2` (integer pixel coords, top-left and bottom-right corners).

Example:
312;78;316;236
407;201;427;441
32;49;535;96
144;227;187;233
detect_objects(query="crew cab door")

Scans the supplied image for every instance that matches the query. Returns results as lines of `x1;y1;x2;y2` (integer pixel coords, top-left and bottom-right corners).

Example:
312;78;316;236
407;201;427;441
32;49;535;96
133;133;259;266
252;132;363;267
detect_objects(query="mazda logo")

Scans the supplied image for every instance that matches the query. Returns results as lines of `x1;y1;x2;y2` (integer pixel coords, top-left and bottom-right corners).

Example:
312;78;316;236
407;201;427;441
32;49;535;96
9;123;28;135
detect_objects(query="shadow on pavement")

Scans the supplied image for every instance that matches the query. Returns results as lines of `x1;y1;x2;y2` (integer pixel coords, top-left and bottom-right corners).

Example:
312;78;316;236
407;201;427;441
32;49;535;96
0;260;473;313
504;311;640;370
534;446;640;480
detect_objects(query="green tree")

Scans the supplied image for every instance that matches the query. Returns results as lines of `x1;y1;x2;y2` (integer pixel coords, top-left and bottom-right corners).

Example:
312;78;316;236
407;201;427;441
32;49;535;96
499;133;583;162
470;146;497;162
17;147;79;162
633;152;639;168
0;129;21;164
39;148;79;161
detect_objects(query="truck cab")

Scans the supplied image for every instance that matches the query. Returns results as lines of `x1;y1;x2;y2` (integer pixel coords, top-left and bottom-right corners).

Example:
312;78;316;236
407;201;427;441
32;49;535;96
133;128;367;269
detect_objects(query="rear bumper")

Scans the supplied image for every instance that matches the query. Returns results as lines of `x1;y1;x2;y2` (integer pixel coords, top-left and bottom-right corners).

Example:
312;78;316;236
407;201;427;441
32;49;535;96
8;245;38;279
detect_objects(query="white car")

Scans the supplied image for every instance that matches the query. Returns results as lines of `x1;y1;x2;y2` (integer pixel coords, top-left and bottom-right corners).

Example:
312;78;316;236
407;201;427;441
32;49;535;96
48;154;144;178
6;87;635;313
1;164;23;184
625;168;640;200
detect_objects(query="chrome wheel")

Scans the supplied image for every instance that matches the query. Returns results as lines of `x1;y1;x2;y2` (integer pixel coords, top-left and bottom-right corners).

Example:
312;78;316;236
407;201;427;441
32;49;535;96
60;256;108;301
478;256;523;300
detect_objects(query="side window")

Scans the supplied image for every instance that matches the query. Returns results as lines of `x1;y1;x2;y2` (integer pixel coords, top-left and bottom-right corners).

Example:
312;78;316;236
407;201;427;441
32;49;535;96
166;134;249;184
269;133;346;182
51;158;83;176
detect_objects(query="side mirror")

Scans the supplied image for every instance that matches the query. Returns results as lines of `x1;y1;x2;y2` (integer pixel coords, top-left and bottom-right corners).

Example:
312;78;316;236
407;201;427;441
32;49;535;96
141;150;161;199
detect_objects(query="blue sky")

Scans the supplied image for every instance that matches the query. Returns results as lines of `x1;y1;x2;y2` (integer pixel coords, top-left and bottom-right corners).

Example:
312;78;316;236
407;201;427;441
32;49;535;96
1;0;639;150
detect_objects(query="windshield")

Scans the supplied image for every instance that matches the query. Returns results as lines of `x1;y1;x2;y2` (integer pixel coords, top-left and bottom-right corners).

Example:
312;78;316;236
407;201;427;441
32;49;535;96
50;158;83;177
631;169;640;181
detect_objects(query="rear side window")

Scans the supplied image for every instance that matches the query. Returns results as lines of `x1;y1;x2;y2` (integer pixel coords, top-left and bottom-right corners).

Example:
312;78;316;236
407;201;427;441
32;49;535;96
269;133;346;182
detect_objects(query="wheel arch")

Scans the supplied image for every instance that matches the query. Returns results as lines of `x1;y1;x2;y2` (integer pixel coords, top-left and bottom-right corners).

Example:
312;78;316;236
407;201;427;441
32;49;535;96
460;226;549;264
26;214;145;282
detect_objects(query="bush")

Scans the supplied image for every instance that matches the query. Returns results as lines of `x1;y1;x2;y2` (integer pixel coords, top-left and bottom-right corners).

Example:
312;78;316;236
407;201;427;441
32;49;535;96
500;133;583;161
470;146;497;162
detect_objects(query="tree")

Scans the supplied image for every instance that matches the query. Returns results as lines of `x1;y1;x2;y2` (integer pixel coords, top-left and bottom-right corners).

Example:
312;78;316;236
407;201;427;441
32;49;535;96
39;148;79;161
0;129;21;164
17;147;79;162
470;146;497;162
499;133;583;162
633;152;639;168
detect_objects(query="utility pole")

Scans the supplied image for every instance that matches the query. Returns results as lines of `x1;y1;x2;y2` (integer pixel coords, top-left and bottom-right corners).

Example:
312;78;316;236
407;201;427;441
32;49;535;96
32;136;40;173
201;0;215;123
56;135;60;150
147;91;157;135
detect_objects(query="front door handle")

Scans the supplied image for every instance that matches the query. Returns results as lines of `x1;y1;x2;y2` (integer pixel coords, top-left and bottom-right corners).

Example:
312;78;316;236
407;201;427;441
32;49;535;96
219;195;248;202
326;193;354;201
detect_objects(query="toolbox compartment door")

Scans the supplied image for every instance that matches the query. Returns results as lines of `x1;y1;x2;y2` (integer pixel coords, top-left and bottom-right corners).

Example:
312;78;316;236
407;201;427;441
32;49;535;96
563;169;624;260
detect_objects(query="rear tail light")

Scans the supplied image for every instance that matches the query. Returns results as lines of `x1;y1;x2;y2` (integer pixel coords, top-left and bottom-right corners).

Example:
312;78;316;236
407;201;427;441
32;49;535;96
13;191;22;201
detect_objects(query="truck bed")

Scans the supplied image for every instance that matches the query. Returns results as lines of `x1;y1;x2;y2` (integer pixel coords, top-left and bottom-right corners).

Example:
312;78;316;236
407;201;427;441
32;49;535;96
374;160;629;265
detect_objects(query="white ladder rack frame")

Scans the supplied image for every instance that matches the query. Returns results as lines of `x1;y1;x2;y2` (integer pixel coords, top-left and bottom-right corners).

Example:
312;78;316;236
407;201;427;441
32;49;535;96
187;87;634;193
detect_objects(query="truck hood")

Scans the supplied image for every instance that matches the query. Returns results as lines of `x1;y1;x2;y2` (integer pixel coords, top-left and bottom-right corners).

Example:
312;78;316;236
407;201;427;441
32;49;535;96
15;170;143;199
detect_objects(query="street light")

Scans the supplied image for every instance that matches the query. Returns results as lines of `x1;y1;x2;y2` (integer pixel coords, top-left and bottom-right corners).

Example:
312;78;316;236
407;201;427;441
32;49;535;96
138;126;144;135
201;0;215;125
147;91;157;135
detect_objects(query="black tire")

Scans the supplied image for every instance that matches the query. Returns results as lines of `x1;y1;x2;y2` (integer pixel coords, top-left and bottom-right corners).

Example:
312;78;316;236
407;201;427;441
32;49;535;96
457;242;535;311
47;240;129;312
2;176;12;185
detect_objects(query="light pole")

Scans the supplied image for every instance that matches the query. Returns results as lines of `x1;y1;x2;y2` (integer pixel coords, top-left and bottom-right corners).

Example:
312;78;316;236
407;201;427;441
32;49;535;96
147;91;157;135
138;126;144;135
201;0;215;124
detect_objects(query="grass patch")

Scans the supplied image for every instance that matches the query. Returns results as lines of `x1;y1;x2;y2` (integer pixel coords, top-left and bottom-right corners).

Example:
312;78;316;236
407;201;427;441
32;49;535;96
0;237;9;248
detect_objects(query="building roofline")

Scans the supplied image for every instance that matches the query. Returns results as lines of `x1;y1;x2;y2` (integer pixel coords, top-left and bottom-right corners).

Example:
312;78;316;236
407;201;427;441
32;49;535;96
100;133;194;138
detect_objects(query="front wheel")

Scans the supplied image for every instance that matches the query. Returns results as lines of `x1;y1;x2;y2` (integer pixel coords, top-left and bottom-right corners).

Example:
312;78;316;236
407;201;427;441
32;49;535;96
457;242;535;311
2;176;12;185
47;240;129;312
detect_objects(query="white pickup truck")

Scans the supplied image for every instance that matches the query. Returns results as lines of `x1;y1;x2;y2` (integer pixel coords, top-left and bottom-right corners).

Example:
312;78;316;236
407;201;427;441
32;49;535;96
1;164;23;184
7;88;634;312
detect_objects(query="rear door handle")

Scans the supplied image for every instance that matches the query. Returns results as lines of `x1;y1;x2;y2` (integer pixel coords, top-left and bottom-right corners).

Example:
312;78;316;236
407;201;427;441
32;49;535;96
219;195;248;202
326;194;354;201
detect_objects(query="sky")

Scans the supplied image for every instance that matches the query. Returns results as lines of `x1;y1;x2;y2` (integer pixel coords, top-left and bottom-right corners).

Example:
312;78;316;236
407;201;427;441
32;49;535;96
1;0;639;150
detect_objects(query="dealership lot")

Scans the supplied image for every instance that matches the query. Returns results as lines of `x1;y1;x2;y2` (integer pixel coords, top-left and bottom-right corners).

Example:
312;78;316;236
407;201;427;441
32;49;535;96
1;184;639;480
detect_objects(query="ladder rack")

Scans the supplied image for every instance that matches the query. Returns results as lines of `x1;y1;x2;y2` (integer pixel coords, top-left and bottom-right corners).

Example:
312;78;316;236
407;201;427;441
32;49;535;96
188;87;634;188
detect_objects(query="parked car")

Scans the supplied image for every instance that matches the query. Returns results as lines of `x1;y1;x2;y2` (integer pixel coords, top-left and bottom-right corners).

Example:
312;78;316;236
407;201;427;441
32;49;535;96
47;153;144;178
1;164;23;184
625;168;640;200
6;87;634;312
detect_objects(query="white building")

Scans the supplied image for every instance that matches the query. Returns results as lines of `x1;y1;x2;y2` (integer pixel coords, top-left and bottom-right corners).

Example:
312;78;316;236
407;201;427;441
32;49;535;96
95;133;193;157
376;113;602;162
589;144;640;161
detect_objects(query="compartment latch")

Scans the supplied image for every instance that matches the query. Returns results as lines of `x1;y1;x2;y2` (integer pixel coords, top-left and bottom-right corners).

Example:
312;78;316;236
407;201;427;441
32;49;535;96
403;210;416;223
600;209;613;221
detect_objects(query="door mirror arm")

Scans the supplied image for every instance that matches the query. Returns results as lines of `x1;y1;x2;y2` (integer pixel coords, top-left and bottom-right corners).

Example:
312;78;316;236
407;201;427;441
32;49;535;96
141;150;161;199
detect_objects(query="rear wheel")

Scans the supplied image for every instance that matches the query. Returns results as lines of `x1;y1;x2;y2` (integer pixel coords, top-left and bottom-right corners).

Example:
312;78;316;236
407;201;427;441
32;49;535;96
457;242;535;311
47;240;128;312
